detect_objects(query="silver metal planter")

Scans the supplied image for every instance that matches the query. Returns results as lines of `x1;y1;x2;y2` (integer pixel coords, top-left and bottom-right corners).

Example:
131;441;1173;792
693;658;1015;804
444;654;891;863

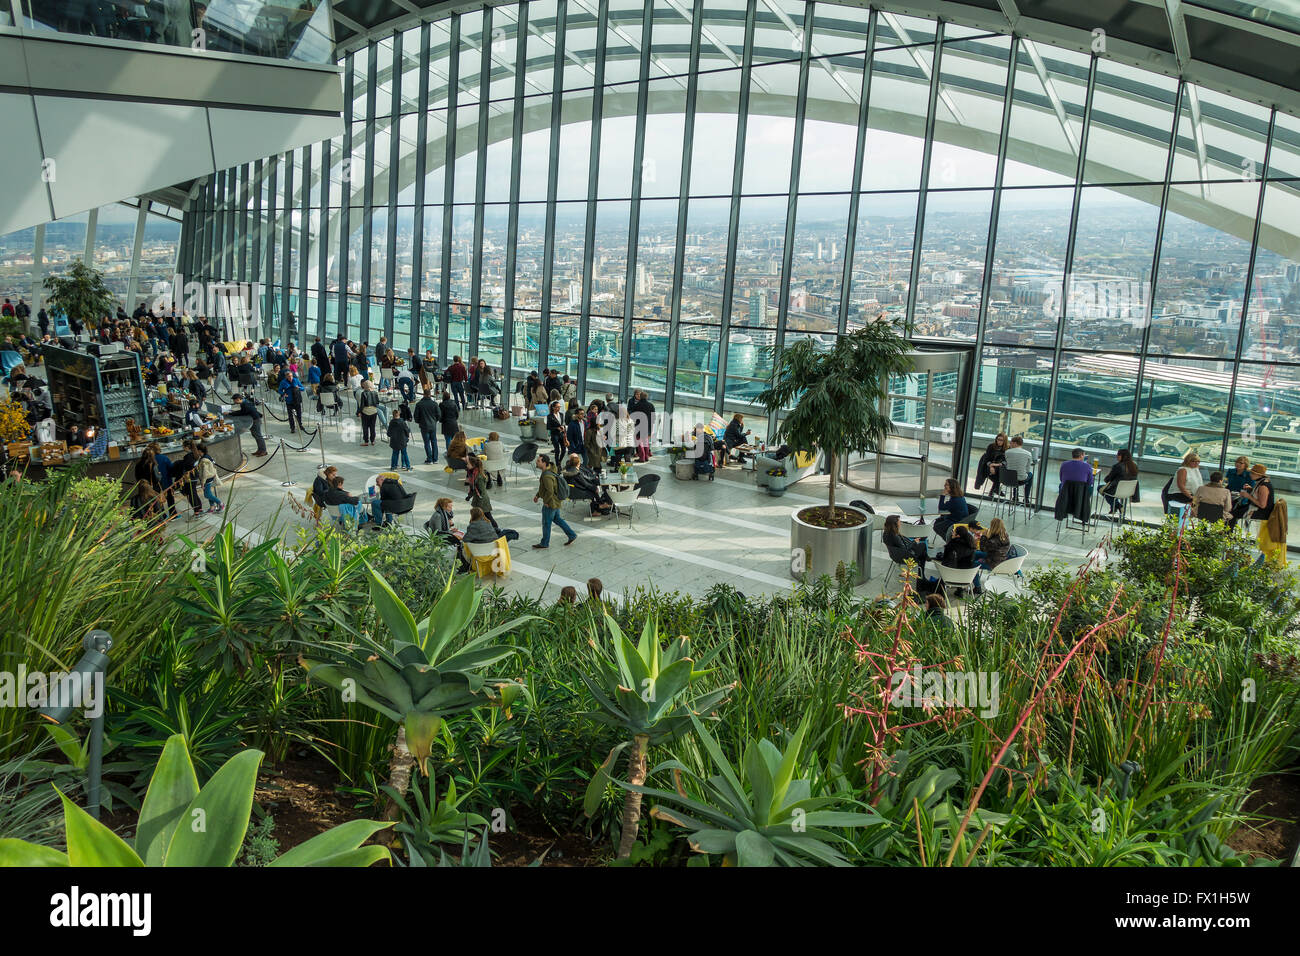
790;506;871;584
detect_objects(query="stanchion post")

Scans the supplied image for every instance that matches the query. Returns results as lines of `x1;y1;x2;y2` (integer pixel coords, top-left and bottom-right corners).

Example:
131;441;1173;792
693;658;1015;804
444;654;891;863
280;440;296;487
318;423;326;466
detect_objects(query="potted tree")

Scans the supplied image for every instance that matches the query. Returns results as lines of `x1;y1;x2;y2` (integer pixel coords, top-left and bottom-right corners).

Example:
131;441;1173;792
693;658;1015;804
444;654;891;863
757;318;913;584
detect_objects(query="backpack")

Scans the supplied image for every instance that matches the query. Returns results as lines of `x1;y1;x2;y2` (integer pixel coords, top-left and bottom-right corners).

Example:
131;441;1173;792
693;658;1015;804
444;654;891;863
552;471;570;501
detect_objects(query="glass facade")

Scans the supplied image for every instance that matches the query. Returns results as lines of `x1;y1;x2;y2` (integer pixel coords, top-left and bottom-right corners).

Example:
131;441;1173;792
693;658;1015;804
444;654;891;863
0;201;183;314
182;1;1300;547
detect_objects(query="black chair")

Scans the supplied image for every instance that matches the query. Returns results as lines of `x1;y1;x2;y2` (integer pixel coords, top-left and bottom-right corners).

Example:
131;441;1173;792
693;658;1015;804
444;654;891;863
511;441;539;480
236;366;257;392
566;479;597;514
1194;501;1226;523
1054;480;1093;543
635;473;661;517
381;490;418;528
445;456;469;486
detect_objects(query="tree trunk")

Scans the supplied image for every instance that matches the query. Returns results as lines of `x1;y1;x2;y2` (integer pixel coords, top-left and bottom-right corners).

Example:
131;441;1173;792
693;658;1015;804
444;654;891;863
381;726;415;823
827;451;838;518
616;734;650;859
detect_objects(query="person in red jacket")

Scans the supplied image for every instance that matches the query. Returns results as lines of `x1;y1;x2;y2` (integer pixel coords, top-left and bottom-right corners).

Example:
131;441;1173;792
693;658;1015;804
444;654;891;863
447;355;469;410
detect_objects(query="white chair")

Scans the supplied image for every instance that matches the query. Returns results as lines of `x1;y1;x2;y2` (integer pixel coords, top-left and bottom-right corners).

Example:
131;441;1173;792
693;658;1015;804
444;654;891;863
608;486;639;529
482;449;508;487
319;390;341;430
1106;479;1138;527
985;546;1028;592
937;564;980;603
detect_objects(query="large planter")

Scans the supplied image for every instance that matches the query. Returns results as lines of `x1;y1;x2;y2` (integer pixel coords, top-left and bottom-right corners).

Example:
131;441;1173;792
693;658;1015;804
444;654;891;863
790;505;871;585
673;458;694;480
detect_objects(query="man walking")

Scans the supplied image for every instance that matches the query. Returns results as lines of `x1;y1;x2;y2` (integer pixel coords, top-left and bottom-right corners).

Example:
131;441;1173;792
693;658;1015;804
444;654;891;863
232;391;268;456
532;454;577;549
414;387;441;464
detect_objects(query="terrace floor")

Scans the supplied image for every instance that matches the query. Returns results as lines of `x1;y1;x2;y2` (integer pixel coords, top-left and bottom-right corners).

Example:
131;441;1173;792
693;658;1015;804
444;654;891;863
175;404;1300;604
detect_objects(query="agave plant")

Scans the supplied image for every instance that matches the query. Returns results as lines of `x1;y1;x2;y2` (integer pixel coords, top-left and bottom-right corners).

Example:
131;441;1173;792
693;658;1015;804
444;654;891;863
581;616;733;859
300;568;530;815
629;714;882;866
0;734;392;867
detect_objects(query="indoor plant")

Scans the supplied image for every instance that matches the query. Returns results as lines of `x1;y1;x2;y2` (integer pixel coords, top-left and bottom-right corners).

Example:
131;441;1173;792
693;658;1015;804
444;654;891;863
757;317;913;583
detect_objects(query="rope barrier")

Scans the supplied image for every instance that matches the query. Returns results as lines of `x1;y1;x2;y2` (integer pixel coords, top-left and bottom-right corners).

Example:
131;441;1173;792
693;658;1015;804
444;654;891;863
212;442;283;476
277;427;320;453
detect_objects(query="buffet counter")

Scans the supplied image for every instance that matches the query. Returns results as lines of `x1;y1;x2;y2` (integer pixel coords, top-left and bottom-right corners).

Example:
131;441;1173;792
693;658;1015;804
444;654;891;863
16;428;244;485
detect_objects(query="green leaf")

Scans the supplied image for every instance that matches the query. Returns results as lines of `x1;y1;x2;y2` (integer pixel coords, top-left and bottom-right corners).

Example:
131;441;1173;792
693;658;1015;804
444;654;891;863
0;838;70;866
269;820;394;867
687;829;739;855
135;734;201;866
60;790;144;867
43;724;87;769
368;566;421;649
164;749;264;867
735;830;777;867
583;741;631;818
424;573;479;661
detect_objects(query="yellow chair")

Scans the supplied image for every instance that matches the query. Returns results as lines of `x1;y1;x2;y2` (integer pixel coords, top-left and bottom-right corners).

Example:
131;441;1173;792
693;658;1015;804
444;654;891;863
463;536;511;578
793;450;817;470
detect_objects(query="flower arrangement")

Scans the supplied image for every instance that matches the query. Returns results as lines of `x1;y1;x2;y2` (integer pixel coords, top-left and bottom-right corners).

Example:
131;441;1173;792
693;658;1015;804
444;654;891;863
766;467;787;478
0;399;30;443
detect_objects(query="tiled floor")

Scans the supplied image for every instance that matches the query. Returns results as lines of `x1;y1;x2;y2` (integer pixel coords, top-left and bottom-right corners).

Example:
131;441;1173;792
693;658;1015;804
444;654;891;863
176;404;1298;604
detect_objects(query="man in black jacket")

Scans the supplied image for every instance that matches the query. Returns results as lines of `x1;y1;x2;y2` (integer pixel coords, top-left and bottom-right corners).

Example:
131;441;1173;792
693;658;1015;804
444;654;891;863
311;336;329;370
438;391;460;454
374;474;406;526
414;388;441;464
169;327;189;365
331;334;350;380
231;392;268;456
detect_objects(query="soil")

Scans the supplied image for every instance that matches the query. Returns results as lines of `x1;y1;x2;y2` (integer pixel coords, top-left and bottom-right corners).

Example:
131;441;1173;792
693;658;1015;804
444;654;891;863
798;505;867;530
1227;769;1300;863
258;753;609;867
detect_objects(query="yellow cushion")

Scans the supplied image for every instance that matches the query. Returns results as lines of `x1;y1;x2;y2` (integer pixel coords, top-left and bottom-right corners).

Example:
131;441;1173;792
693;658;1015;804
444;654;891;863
794;450;816;469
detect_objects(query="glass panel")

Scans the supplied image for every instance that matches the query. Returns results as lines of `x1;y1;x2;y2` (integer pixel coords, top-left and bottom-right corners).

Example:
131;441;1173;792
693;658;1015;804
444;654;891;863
985;187;1071;348
846;191;917;329
1063;185;1163;353
1148;180;1260;358
787;193;849;332
912;190;993;340
1003;43;1088;188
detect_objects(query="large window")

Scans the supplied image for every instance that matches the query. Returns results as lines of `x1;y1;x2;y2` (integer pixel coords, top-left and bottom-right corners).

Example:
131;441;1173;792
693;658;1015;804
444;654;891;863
184;1;1300;548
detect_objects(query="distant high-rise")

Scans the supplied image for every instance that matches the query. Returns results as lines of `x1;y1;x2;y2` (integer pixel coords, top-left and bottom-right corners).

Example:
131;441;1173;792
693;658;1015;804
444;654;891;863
748;290;767;326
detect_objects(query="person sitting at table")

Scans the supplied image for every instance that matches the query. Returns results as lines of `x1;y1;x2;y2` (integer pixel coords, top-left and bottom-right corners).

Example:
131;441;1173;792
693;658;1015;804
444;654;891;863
1160;452;1202;514
483;431;506;486
565;453;614;516
1226;455;1255;527
1192;471;1232;518
1000;435;1035;500
310;465;338;520
372;474;406;526
882;513;928;578
424;495;472;572
346;364;363;390
975;433;1008;496
976;517;1011;569
446;430;471;480
933;478;970;540
320;474;364;526
1058;447;1095;490
1100;448;1139;515
721;413;751;467
463;506;502;544
939;525;984;596
316;372;339;414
